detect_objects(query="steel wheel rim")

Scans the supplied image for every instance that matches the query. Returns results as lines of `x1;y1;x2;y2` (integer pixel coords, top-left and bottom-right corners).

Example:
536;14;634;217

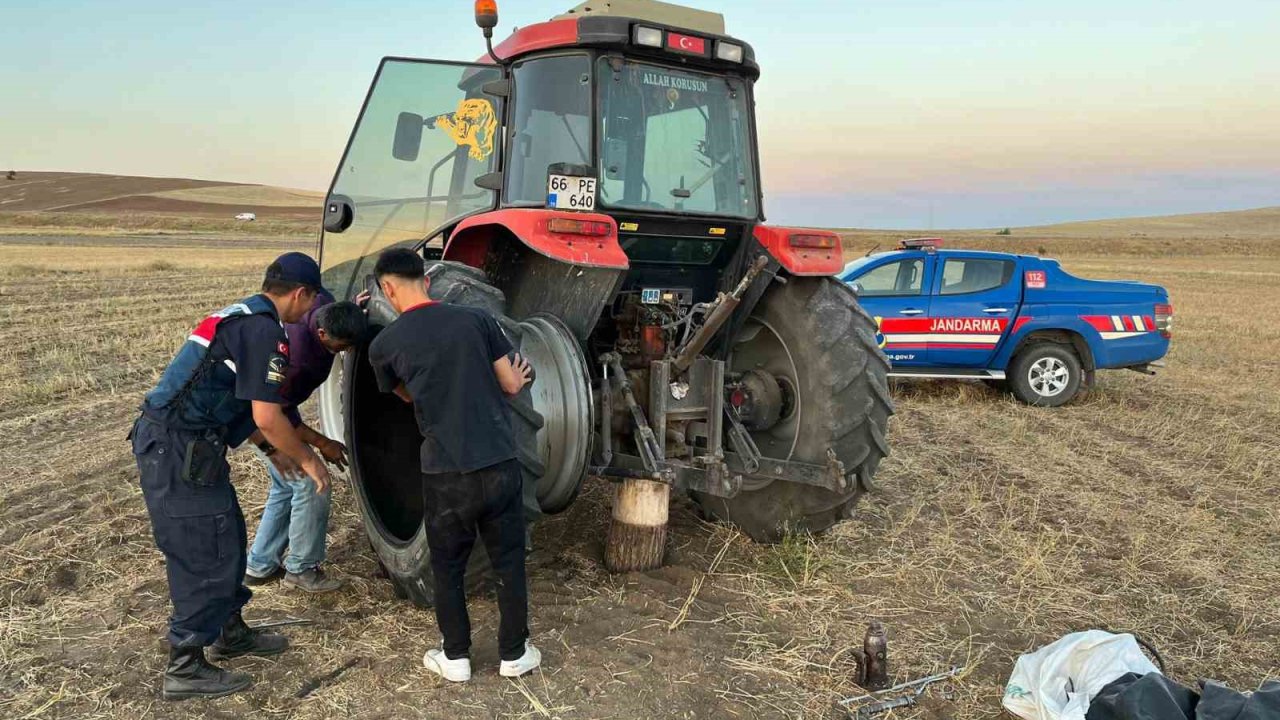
318;358;345;443
517;314;593;513
1028;357;1069;397
731;318;802;463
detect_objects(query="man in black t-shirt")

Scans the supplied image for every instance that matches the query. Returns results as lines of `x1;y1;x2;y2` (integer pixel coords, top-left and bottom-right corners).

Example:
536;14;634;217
367;248;538;682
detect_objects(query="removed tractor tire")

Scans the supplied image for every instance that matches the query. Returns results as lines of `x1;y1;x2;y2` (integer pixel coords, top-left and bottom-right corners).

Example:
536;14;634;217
327;262;591;607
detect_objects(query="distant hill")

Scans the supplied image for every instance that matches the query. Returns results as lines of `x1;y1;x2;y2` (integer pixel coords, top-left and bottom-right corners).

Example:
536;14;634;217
835;206;1280;258
1012;206;1280;239
3;171;1275;253
0;171;322;220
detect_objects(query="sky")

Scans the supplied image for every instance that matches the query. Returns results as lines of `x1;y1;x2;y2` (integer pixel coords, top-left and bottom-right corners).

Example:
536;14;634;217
3;0;1278;228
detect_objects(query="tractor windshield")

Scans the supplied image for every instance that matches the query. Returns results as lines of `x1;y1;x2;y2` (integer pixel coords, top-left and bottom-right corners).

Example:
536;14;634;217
598;59;758;219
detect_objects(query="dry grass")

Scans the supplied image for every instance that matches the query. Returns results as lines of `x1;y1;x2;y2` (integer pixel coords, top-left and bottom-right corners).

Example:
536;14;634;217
0;222;1277;719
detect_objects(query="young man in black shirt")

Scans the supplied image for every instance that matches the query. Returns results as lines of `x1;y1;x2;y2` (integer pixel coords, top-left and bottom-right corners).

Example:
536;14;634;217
367;248;538;682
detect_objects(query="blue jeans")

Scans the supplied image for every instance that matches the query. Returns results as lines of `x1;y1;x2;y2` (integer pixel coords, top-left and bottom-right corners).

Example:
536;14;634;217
246;454;330;576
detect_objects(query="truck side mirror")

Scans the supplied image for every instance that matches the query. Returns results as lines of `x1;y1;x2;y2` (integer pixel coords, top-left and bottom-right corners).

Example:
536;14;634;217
392;112;425;162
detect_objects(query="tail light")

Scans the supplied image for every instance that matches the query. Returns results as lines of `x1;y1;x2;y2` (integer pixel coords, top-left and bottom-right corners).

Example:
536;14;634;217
548;217;611;237
1154;303;1173;338
789;233;837;249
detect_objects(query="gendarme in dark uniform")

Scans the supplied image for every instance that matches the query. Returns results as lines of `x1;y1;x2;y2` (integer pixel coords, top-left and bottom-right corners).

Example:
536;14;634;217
130;253;329;700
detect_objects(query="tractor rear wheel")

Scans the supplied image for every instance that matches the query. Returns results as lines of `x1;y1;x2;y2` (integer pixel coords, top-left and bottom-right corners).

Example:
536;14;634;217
693;277;893;542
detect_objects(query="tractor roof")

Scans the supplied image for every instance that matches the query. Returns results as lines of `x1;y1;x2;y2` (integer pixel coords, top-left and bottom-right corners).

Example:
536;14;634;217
485;0;758;76
555;0;726;35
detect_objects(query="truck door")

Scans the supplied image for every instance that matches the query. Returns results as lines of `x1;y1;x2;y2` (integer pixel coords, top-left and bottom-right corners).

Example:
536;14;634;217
318;58;505;300
926;255;1020;367
845;254;934;366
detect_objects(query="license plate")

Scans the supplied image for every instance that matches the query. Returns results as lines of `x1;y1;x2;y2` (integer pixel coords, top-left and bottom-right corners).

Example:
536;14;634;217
547;174;597;211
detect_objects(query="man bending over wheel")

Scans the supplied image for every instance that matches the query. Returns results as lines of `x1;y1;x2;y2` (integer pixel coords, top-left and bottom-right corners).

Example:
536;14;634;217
367;248;538;682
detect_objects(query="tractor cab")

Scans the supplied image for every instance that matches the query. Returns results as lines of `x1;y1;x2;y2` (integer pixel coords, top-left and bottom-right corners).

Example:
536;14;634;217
318;0;764;303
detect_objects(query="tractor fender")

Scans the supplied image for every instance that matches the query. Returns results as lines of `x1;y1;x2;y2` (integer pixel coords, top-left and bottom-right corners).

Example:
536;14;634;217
445;208;630;270
752;226;844;277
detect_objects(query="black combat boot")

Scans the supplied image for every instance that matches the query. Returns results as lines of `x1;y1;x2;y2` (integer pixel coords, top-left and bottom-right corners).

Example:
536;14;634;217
207;611;290;661
162;645;252;701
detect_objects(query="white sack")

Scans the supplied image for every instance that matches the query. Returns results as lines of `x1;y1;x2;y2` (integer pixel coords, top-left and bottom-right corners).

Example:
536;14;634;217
1002;630;1161;720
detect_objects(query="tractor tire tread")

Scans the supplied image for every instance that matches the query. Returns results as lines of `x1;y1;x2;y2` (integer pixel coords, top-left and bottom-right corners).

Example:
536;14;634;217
693;276;894;542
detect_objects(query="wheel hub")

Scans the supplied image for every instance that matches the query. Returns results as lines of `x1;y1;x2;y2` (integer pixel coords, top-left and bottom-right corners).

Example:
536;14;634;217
1028;357;1069;397
729;369;785;431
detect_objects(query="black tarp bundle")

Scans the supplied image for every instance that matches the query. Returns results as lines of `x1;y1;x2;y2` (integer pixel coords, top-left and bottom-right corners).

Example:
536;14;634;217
1086;672;1280;720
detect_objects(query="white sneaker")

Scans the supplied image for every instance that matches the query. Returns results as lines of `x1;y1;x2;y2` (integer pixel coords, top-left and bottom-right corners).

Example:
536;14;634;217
499;643;542;677
423;648;472;682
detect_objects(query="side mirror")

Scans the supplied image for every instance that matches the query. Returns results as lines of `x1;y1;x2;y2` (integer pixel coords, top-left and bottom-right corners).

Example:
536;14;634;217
323;194;354;233
392;112;425;161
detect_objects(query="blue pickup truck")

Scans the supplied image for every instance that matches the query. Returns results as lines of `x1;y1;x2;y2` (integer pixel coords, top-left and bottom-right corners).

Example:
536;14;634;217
840;239;1173;406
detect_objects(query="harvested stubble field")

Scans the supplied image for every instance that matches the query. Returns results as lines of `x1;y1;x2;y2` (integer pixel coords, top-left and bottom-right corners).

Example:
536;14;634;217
1;217;1277;719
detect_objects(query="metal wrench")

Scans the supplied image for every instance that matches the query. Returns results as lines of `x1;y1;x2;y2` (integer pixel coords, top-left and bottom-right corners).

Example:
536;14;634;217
838;665;964;717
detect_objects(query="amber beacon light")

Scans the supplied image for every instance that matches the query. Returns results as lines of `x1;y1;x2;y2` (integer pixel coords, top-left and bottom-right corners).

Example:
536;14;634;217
475;0;499;30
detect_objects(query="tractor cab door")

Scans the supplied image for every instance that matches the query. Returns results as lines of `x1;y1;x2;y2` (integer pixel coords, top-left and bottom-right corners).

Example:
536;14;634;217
318;58;505;300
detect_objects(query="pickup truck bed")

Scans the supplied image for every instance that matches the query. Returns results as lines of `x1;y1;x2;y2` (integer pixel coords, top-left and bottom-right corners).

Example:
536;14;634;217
840;242;1172;405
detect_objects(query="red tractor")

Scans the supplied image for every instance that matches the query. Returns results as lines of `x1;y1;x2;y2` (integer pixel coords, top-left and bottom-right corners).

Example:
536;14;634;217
317;0;891;605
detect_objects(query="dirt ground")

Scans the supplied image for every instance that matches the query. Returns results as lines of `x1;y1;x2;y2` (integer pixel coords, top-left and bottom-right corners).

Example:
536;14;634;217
1;220;1278;719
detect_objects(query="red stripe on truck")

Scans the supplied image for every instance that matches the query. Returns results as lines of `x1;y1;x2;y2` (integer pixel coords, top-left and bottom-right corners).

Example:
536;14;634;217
1080;315;1115;332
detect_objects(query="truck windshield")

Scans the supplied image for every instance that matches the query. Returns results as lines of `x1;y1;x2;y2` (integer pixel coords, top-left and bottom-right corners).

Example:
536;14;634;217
597;58;758;219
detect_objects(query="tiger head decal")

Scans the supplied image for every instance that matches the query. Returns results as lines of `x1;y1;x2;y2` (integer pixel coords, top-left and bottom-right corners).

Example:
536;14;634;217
434;98;498;162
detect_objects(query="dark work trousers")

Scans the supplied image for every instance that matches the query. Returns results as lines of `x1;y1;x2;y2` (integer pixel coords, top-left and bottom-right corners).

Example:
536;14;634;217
422;459;529;661
131;418;250;648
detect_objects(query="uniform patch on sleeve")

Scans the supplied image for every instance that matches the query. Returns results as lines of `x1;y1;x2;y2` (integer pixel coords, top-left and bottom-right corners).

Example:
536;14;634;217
266;352;287;385
277;341;290;357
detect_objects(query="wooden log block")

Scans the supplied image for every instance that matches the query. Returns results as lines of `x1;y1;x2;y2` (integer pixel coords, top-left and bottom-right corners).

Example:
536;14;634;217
604;478;669;573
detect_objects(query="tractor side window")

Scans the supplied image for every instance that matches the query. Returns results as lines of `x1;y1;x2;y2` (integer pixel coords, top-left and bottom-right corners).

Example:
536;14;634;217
855;259;923;297
506;54;592;205
939;258;1014;295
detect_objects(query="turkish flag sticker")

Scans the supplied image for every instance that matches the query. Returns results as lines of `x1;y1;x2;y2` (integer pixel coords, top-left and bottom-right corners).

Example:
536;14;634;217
1025;270;1047;289
667;32;707;55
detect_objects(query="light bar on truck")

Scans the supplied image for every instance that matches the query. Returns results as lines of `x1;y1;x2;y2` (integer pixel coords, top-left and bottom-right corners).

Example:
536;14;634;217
548;217;612;237
633;25;664;48
899;237;942;251
789;233;837;249
715;41;744;63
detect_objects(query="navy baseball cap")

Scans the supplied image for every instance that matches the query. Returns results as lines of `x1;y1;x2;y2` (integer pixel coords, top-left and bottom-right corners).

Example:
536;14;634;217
267;252;322;289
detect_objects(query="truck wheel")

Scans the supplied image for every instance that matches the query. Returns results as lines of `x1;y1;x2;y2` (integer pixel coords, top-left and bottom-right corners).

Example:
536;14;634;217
1008;342;1082;407
693;277;894;542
